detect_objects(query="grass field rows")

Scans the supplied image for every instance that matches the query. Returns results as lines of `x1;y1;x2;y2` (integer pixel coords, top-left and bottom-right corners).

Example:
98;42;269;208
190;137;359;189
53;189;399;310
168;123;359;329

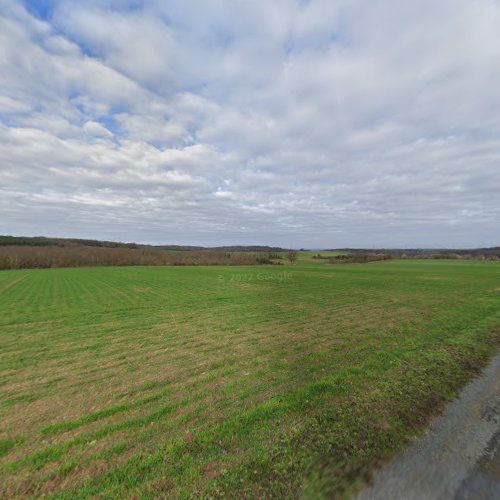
1;259;499;497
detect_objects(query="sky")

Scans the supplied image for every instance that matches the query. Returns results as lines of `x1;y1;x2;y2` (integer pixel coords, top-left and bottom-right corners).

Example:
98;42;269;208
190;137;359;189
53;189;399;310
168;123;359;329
0;0;499;248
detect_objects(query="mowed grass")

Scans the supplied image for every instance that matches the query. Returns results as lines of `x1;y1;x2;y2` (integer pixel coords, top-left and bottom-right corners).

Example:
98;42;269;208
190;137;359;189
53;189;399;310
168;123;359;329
1;259;500;498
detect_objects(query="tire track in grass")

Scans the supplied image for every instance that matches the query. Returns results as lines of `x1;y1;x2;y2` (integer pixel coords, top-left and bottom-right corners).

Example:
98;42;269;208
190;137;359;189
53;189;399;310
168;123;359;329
6;388;210;472
0;275;27;296
40;386;175;436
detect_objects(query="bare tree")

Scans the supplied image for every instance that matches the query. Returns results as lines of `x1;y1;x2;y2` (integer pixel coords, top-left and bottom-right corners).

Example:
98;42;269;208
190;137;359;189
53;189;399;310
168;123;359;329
0;246;277;270
286;250;298;265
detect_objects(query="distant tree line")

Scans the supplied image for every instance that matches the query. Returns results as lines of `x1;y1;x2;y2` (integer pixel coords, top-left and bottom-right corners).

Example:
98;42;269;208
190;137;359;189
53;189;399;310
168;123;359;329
325;250;500;264
0;236;290;253
328;253;393;264
324;247;500;260
0;236;58;247
395;251;500;260
0;235;138;249
0;246;276;270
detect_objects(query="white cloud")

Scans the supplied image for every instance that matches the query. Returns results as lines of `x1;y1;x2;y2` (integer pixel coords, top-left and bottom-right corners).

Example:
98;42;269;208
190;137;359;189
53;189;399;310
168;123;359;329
0;95;31;113
83;121;113;138
0;0;499;247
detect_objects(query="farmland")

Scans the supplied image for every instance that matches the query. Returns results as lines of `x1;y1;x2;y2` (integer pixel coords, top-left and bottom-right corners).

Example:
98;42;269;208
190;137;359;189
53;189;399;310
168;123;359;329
1;258;500;497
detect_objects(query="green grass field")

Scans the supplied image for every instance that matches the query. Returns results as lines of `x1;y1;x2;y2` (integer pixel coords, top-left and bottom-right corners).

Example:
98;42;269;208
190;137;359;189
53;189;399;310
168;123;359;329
1;259;500;498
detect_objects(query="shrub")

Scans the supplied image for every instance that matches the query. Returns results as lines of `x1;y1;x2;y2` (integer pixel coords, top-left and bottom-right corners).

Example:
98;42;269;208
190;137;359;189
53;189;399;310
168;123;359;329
0;246;278;270
329;253;392;264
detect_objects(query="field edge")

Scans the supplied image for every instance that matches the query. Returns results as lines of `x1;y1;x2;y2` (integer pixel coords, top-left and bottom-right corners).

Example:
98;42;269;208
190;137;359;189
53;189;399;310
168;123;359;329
204;315;500;499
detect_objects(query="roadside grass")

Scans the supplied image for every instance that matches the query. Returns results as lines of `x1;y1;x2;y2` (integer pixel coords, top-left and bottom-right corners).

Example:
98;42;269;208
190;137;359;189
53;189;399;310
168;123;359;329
0;260;499;497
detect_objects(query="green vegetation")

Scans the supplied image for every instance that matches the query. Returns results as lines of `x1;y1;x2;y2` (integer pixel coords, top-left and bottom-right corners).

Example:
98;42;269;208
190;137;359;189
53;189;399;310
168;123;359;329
0;235;288;253
0;235;138;248
1;258;499;497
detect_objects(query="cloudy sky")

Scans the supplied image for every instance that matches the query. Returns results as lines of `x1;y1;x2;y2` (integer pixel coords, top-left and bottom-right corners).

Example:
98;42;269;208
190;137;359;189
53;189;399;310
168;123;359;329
1;0;499;248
